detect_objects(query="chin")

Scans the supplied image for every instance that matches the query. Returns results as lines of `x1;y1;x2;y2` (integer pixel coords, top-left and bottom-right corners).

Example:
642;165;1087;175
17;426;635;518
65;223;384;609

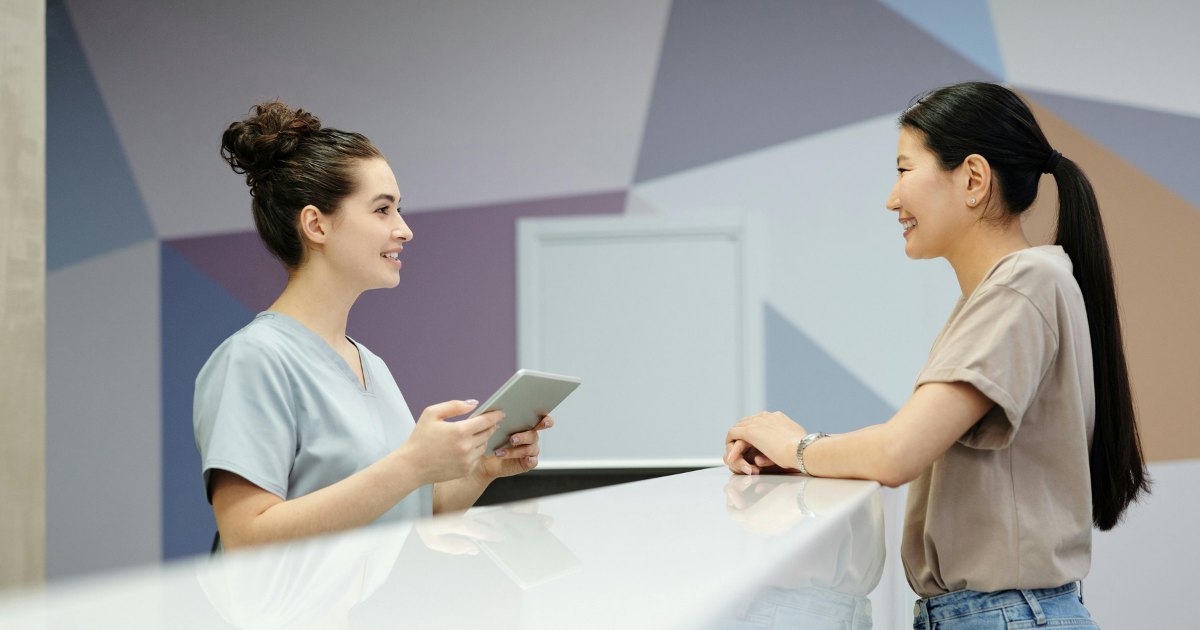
363;275;401;291
903;244;933;261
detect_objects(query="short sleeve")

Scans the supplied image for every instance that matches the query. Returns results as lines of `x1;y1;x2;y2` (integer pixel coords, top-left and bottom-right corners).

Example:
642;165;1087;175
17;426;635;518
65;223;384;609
915;285;1058;449
194;335;298;501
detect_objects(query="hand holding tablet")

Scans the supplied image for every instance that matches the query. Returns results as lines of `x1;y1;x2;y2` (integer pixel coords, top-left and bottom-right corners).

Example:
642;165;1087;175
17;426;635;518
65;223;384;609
469;369;581;452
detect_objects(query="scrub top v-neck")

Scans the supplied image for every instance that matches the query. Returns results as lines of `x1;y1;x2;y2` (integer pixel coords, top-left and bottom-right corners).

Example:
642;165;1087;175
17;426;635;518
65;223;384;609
193;311;432;524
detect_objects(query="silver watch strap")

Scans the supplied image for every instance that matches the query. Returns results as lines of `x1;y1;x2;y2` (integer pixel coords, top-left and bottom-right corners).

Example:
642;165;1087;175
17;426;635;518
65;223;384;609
794;432;829;476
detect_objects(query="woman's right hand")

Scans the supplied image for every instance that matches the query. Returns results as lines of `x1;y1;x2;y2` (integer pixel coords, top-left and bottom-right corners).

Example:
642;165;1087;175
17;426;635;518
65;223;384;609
400;400;504;485
724;411;809;475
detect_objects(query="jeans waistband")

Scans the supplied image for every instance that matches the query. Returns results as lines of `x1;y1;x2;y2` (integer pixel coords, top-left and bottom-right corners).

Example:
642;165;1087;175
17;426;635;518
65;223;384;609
916;582;1080;621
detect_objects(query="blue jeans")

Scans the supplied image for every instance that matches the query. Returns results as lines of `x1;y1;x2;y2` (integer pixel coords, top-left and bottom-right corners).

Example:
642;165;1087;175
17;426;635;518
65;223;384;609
913;583;1099;629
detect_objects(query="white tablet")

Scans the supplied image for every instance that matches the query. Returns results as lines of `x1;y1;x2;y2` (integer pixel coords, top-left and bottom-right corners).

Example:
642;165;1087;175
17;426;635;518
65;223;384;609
469;369;581;452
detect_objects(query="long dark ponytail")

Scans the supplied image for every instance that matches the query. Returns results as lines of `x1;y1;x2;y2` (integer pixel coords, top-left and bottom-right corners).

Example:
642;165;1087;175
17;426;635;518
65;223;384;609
899;82;1150;530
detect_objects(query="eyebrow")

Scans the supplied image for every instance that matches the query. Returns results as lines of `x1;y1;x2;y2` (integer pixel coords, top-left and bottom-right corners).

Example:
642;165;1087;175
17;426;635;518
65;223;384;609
371;193;401;205
896;154;910;165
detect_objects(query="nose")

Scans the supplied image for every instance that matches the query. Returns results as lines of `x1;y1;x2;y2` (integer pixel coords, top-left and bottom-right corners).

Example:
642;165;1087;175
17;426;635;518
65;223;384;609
885;179;901;212
394;216;413;242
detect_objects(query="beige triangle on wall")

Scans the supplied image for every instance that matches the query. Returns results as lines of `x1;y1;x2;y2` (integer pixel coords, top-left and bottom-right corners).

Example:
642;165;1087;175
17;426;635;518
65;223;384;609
1020;91;1200;463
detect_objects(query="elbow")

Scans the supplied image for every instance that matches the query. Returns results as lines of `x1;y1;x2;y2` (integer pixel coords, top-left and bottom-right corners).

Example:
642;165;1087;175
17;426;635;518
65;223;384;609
213;514;276;551
215;527;255;551
874;441;921;488
877;471;913;489
220;525;288;551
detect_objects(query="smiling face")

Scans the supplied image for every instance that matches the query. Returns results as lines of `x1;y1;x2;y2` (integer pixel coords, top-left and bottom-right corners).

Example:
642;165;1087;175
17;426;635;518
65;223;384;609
320;157;412;291
886;127;975;260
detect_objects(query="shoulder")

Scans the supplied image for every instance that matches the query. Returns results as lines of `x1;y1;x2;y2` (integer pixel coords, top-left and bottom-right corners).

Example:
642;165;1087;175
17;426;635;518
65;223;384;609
970;246;1082;340
981;247;1078;312
987;246;1076;295
198;314;301;381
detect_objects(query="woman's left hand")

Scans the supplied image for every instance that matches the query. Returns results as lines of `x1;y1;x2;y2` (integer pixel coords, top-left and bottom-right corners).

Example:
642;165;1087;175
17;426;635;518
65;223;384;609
725;411;809;475
476;415;553;480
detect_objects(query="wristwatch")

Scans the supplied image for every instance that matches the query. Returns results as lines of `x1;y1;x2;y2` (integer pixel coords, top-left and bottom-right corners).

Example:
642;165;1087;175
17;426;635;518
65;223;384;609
794;432;829;476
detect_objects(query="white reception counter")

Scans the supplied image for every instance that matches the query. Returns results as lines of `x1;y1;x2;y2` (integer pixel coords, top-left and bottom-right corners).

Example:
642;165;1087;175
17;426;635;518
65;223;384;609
0;468;884;629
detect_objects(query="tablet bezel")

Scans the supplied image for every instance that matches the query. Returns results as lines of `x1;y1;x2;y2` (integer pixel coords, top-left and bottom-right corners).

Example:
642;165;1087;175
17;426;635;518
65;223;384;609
468;369;581;453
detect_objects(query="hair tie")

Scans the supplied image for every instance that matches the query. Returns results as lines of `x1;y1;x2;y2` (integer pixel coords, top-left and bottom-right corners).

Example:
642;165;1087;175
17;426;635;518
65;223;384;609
1042;149;1062;174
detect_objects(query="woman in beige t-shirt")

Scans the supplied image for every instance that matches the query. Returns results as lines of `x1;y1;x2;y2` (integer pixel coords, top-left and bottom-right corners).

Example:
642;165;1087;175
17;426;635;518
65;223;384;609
724;82;1149;629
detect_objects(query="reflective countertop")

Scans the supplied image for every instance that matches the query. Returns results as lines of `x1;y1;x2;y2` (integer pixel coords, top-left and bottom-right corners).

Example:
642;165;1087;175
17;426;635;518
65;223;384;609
0;468;884;629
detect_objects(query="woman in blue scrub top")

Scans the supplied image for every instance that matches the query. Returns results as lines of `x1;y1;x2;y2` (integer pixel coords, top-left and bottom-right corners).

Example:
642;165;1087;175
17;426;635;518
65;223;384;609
194;101;550;550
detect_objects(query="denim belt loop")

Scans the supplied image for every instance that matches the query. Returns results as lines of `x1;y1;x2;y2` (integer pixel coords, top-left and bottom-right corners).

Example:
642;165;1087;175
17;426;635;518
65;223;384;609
1020;589;1048;625
913;599;931;630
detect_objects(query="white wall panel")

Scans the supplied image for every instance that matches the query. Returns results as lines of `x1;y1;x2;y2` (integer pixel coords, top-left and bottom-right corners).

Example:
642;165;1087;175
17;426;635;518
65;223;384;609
518;214;763;466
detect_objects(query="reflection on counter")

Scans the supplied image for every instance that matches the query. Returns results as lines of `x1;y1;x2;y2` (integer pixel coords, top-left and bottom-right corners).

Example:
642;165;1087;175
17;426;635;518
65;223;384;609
0;468;883;629
472;503;583;589
197;524;411;629
197;501;579;629
713;475;885;629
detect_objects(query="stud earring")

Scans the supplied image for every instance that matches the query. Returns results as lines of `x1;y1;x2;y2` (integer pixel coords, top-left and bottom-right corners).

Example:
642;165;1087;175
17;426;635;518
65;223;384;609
969;197;977;206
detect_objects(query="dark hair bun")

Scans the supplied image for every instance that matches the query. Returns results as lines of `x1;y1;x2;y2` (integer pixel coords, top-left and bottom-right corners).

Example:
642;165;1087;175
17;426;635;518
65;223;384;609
220;101;321;188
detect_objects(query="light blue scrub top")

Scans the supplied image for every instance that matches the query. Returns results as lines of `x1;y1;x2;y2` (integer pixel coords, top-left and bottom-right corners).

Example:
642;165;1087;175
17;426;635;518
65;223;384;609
194;312;432;524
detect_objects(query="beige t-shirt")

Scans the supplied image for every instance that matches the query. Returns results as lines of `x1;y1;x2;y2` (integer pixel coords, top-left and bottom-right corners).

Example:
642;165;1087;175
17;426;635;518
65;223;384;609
902;245;1095;597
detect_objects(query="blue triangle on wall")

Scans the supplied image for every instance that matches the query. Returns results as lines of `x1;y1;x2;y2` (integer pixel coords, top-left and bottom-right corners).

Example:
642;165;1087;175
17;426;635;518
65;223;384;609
161;243;254;559
764;303;895;436
878;0;1006;80
46;0;157;271
634;0;997;183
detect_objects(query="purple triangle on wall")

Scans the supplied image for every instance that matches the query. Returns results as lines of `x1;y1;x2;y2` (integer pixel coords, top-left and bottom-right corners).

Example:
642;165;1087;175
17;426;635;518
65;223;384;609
166;231;288;314
349;190;625;417
166;190;625;421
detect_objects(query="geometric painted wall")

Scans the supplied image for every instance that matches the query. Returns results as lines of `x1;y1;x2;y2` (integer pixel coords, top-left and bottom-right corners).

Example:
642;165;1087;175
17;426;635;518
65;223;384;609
46;3;1200;625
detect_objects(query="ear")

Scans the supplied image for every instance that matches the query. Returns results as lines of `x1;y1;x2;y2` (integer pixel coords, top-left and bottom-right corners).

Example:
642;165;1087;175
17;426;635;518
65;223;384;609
297;205;330;245
962;154;992;208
